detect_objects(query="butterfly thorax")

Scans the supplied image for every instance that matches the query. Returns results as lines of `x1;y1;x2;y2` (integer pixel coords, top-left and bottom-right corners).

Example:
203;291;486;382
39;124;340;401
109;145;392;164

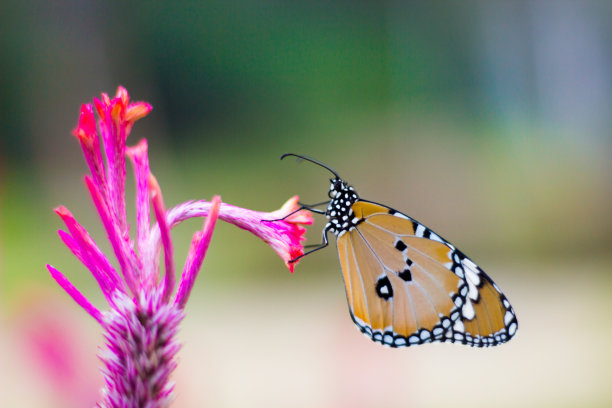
326;178;360;236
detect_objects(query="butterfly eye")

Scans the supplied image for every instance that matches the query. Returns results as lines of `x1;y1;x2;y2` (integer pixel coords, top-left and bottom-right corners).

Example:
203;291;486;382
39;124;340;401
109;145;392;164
328;180;342;198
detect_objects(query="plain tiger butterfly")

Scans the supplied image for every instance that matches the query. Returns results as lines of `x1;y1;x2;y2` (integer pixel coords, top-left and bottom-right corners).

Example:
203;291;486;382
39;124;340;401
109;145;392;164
282;153;518;348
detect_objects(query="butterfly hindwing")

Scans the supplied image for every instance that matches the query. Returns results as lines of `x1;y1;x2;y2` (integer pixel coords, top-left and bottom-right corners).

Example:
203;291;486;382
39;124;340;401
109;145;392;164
337;200;517;347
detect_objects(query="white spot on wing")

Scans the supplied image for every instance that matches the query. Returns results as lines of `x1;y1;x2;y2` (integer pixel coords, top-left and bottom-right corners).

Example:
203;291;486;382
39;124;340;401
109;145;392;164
468;283;479;301
508;322;517;336
415;224;426;237
464;263;481;286
462;299;475;320
429;231;443;242
453;320;465;333
504;310;514;325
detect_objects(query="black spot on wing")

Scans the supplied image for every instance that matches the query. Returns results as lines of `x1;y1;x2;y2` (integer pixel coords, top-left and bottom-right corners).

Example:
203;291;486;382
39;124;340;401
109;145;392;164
398;269;412;281
375;276;393;300
394;240;407;252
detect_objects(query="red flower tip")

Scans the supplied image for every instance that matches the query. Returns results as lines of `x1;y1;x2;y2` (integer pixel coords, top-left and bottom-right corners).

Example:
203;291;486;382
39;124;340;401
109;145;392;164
93;97;104;118
148;173;162;202
259;196;314;273
286;246;306;274
72;104;97;146
53;206;73;224
126;138;148;159
276;196;314;226
126;102;153;123
110;100;123;122
53;206;96;249
116;86;129;107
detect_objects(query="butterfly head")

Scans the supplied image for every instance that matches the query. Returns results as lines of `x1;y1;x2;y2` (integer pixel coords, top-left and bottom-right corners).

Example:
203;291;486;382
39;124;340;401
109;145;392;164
328;177;348;198
279;154;361;235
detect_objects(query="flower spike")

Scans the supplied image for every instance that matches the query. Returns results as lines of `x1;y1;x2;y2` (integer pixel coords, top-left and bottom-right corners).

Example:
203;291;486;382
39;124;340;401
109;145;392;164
49;86;312;407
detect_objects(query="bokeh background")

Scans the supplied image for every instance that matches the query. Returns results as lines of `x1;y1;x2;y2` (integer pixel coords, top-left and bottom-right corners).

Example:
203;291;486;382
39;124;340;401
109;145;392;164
1;1;611;407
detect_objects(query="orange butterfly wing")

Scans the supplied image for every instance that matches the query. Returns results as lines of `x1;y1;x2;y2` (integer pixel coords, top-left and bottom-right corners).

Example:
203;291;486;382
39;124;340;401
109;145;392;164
337;200;517;347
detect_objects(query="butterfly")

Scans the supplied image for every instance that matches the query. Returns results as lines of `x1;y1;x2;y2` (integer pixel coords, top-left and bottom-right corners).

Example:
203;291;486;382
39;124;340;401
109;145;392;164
282;153;518;347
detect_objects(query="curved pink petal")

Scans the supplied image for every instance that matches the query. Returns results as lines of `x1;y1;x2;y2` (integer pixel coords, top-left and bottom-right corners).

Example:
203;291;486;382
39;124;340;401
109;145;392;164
155;196;314;273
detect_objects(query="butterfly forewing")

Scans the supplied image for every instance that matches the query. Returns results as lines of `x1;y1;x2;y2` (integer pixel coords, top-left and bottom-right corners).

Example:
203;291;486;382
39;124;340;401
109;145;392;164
338;200;517;347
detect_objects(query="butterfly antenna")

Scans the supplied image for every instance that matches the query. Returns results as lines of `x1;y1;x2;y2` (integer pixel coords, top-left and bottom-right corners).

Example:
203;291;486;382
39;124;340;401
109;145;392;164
280;153;340;179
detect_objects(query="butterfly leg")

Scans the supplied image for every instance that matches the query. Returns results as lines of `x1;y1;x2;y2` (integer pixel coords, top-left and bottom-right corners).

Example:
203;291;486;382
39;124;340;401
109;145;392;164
289;225;330;263
298;200;329;209
262;203;325;223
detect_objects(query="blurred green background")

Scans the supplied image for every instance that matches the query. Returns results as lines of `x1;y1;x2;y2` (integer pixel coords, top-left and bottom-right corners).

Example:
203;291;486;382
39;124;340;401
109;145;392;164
1;1;611;407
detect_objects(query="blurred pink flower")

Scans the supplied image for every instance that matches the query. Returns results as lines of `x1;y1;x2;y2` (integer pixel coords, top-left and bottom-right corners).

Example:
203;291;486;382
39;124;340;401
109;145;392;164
47;87;312;407
17;292;101;408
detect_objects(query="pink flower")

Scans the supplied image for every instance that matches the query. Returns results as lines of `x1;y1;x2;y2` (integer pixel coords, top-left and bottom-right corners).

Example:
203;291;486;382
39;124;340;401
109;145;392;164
161;195;313;273
47;87;313;407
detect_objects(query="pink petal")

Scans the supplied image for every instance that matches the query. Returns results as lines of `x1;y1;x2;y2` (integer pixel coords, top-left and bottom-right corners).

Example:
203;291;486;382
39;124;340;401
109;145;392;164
125;102;152;123
73;104;107;202
149;173;175;302
151;196;313;274
54;206;124;299
85;176;139;294
175;196;221;308
95;90;128;234
126;139;151;263
47;264;104;324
